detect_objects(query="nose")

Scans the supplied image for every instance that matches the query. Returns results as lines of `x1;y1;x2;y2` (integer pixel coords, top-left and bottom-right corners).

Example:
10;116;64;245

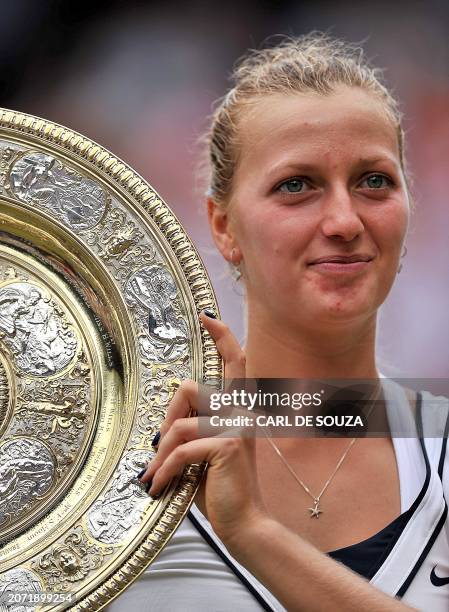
319;187;364;242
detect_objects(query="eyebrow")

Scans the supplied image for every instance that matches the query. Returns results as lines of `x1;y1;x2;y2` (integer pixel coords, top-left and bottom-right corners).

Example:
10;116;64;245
355;156;398;166
265;155;399;179
265;162;317;180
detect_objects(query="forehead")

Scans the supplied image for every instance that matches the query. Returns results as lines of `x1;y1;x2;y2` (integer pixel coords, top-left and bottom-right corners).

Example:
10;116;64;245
235;88;400;171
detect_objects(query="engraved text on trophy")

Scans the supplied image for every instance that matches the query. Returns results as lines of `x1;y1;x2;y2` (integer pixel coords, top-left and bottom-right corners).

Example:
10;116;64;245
0;357;9;430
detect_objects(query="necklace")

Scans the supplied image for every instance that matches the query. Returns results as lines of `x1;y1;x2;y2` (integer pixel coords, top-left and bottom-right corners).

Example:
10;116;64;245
263;383;380;519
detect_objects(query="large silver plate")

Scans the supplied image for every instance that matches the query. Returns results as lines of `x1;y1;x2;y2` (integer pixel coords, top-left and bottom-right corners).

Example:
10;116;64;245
0;109;222;610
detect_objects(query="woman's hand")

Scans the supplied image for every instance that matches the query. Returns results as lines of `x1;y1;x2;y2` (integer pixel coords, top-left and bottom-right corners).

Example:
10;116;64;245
139;311;268;548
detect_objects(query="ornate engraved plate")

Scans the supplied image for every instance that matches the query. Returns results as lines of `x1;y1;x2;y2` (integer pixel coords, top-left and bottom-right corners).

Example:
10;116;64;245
0;110;222;610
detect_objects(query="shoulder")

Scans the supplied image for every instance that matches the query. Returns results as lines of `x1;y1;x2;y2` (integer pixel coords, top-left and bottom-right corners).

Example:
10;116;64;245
418;389;449;439
416;390;449;498
391;385;449;478
395;385;449;435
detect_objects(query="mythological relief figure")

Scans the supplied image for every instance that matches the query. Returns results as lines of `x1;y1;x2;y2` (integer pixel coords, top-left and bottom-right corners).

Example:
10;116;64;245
87;450;154;544
0;568;42;612
26;389;88;434
126;266;188;362
88;209;145;260
0;438;55;528
9;152;107;231
0;284;77;376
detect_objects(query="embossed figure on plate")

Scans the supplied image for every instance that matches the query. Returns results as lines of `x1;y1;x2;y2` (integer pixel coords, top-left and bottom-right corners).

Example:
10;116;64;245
0;568;43;612
33;528;114;591
87;449;155;544
0;283;77;376
9;152;107;231
126;266;188;362
0;438;55;529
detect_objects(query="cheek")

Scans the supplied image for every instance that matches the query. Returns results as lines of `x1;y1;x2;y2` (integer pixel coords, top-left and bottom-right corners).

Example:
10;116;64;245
245;226;300;283
375;205;409;256
238;208;311;262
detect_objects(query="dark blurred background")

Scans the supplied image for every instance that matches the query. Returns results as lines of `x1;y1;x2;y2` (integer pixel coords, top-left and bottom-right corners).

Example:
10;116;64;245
3;0;448;376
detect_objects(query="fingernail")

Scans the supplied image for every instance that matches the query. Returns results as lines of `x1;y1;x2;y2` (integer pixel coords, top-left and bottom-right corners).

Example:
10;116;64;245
145;479;153;492
137;468;146;480
203;309;216;319
151;431;161;447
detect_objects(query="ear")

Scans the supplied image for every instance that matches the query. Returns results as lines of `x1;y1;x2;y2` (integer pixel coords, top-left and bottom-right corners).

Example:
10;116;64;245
207;197;238;262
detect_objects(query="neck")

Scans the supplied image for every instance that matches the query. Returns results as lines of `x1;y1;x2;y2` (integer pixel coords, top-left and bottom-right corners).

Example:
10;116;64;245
244;306;379;379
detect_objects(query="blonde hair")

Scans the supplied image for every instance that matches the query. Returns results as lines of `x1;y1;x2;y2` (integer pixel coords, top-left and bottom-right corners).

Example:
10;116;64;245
203;32;407;206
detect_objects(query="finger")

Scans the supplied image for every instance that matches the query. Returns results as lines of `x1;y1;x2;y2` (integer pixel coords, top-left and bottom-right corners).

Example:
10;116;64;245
160;380;198;437
141;414;252;485
141;416;199;483
199;311;246;380
148;437;239;496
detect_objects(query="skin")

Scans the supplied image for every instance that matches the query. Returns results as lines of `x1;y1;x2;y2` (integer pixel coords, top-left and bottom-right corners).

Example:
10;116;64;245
140;87;416;611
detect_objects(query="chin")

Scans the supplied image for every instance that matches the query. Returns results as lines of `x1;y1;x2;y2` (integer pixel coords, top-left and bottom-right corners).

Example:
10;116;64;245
311;295;378;323
311;277;383;314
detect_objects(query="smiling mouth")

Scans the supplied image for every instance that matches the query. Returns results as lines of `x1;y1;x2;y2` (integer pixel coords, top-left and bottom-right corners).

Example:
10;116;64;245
308;255;374;265
308;255;374;276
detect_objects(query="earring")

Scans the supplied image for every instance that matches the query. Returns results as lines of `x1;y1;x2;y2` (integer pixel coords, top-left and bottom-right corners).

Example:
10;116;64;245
397;245;407;275
230;247;242;281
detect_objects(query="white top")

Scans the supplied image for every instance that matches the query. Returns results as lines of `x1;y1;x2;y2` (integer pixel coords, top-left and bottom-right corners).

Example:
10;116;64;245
106;380;449;612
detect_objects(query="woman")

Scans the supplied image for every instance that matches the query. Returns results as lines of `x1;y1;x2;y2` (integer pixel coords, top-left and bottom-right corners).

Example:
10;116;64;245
109;34;449;611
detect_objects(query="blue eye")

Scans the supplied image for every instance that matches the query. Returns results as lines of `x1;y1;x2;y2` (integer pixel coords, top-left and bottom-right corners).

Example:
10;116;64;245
278;178;307;193
361;174;391;189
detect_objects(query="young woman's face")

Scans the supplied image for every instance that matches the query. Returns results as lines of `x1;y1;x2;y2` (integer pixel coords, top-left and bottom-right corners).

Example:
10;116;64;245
225;87;410;329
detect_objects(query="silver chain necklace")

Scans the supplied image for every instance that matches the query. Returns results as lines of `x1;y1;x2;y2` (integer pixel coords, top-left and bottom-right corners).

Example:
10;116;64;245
263;384;380;519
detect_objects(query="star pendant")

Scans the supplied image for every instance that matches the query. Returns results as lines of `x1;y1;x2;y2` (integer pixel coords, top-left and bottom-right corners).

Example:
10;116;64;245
308;501;323;519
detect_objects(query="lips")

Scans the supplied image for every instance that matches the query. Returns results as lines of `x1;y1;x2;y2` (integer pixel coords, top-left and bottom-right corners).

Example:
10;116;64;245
308;254;374;265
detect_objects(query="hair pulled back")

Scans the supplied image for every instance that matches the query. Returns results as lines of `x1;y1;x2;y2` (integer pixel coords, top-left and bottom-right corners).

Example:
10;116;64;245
204;32;405;206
